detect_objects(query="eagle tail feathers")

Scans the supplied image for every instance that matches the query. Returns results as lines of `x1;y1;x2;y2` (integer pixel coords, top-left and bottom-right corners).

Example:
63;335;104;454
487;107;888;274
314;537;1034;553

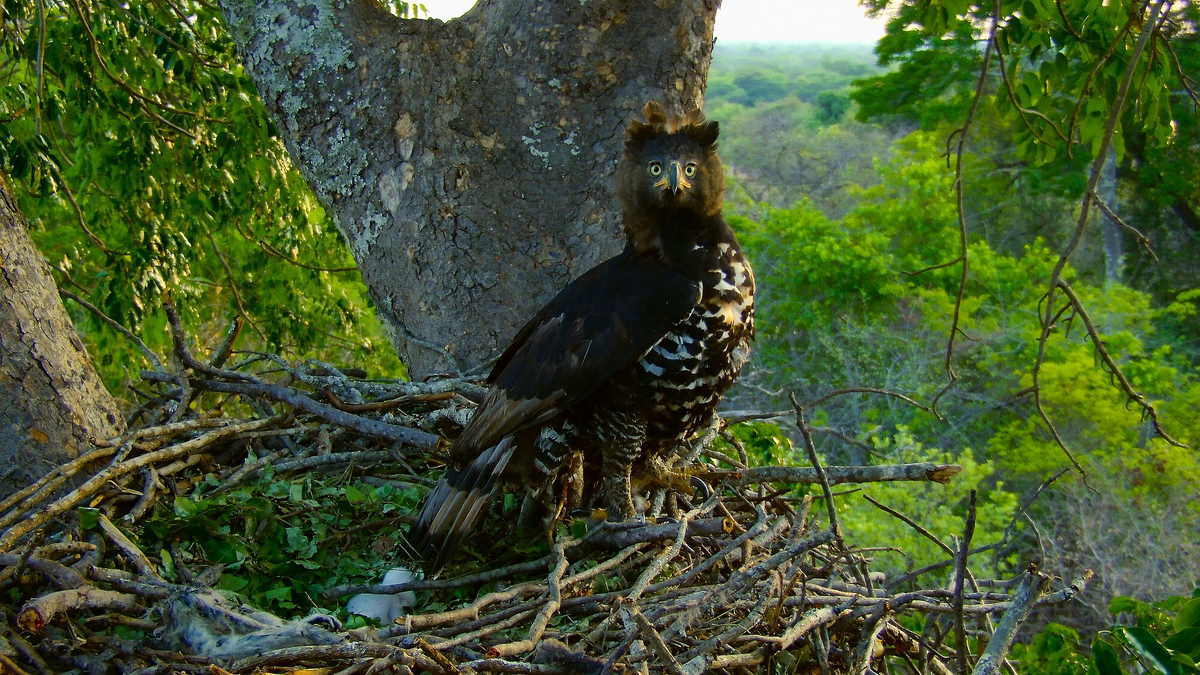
407;437;516;576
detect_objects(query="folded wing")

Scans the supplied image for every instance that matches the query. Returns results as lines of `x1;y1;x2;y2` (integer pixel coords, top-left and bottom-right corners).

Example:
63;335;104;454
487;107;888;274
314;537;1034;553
451;249;702;466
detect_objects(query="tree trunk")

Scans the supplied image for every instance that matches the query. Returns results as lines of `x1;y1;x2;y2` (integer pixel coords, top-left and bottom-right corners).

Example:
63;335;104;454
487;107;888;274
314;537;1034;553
1098;153;1123;284
219;0;719;378
0;173;125;498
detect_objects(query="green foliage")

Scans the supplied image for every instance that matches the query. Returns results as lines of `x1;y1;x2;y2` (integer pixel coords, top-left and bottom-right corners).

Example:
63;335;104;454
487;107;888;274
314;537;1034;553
707;44;893;213
814;91;851;126
722;421;796;467
730;200;899;331
851;4;983;129
1010;623;1091;675
735;120;1200;473
851;0;1200;317
732;70;790;107
717;421;1019;586
1090;591;1200;674
854;0;1185;168
729;115;1200;614
0;0;404;392
708;44;880;109
135;468;425;617
839;434;1018;581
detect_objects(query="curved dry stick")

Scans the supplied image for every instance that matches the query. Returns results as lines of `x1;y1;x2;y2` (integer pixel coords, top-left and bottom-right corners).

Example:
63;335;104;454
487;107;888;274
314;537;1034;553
627;509;696;603
390;544;648;637
229;643;424;673
854;603;891;675
124;467;161;523
801;387;932;414
663;528;838;645
0;415;284;552
953;491;978;675
676;573;782;664
96;416;239;447
97;514;161;580
143;371;440;449
627;604;685;675
326;556;554;599
491;541;571;657
791;395;841;540
0;446;117;528
416;637;461;675
0;553;86;589
706;462;963;487
863;495;955;556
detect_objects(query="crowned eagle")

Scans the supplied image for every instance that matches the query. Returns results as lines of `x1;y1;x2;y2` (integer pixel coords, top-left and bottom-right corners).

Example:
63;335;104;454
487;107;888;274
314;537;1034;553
408;102;755;573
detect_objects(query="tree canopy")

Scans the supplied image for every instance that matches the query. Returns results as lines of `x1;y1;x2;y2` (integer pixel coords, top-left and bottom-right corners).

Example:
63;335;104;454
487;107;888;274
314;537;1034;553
1;0;411;388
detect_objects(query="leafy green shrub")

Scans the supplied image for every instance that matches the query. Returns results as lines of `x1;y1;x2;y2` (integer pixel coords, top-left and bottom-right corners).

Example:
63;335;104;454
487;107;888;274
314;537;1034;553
131;469;425;617
1091;591;1200;675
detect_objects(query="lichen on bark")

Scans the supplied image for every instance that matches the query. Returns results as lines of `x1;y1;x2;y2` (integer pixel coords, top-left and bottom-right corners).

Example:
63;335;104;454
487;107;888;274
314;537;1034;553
219;0;719;378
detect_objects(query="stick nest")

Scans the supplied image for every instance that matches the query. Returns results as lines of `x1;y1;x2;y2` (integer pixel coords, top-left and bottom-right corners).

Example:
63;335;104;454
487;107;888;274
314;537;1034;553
0;309;1090;675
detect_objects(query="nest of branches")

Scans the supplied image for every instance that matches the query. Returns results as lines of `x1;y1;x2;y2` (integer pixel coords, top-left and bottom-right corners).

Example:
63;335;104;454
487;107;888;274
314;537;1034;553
0;305;1090;675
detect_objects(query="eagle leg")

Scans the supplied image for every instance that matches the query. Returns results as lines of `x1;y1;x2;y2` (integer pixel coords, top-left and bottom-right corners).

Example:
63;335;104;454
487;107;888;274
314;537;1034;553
593;411;646;522
634;454;699;494
599;457;638;522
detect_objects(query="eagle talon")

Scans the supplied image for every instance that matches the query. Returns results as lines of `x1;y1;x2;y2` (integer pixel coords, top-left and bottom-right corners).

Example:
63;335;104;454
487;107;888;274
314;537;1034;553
690;476;713;501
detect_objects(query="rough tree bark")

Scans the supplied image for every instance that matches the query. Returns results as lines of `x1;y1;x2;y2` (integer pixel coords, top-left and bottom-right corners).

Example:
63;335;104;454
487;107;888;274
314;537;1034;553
220;0;719;378
0;172;125;498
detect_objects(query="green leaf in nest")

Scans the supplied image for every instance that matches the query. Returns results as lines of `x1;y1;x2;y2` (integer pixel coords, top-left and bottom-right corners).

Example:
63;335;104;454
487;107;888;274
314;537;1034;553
218;574;249;592
78;507;100;530
285;526;310;552
173;496;200;518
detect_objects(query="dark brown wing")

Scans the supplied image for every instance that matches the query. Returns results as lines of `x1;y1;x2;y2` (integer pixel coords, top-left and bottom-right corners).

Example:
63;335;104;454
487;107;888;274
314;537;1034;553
450;249;701;464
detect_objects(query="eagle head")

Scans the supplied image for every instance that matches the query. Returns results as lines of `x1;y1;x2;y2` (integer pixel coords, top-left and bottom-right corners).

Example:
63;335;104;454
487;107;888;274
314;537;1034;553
617;102;725;255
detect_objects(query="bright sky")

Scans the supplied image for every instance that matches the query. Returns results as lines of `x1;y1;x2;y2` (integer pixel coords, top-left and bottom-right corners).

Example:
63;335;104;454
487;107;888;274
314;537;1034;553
422;1;887;44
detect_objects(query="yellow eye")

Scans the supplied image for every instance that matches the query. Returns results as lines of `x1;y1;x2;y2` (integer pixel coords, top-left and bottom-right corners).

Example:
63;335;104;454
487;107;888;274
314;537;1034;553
649;162;662;176
684;163;697;177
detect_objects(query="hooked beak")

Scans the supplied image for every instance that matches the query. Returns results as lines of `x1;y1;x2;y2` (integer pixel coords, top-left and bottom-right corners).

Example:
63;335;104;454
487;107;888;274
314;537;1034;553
654;161;692;195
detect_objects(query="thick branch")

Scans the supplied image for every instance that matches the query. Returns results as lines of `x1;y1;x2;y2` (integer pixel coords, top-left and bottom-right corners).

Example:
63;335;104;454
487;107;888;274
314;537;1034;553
701;463;962;486
971;570;1052;675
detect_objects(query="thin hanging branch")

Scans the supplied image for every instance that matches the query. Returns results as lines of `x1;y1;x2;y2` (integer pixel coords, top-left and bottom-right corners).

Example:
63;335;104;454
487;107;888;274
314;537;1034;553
59;289;165;370
1056;280;1185;447
207;233;268;344
1091;189;1158;262
1030;0;1171;481
932;0;1000;416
